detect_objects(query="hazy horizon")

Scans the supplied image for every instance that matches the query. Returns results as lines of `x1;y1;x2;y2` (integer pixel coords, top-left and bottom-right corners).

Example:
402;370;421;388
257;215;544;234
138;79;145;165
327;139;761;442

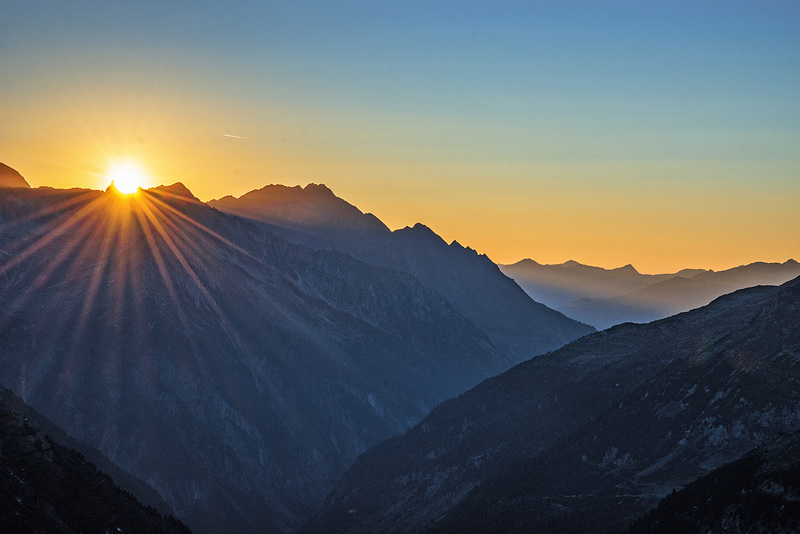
2;0;798;273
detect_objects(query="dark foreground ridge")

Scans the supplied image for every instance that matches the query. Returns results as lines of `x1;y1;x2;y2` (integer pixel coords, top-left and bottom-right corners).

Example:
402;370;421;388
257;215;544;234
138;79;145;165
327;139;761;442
1;387;190;533
627;428;800;533
304;276;800;533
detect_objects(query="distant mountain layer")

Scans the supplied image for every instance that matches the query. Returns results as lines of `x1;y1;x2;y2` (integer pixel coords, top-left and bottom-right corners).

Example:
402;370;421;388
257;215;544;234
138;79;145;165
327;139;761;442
501;258;800;330
211;185;594;362
0;387;189;534
305;276;800;533
627;428;800;533
0;163;31;189
0;185;512;533
500;259;705;308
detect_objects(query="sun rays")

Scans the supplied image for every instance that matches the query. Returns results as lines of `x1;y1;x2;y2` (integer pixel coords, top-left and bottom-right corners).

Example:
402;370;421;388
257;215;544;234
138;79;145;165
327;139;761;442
107;161;149;195
0;184;265;400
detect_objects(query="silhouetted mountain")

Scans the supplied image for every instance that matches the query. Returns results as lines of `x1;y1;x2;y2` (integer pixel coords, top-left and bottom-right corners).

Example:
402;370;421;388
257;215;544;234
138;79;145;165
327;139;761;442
1;386;190;534
209;183;390;250
305;277;800;533
211;186;593;362
503;259;800;330
627;428;800;533
499;259;695;309
0;184;512;533
355;224;592;360
0;162;31;189
560;260;800;329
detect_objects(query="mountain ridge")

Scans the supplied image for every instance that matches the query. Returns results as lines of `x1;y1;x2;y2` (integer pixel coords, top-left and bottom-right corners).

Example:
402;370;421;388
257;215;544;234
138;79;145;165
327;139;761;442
502;258;800;329
0;386;190;533
209;183;390;240
0;183;514;533
304;276;800;533
209;183;594;362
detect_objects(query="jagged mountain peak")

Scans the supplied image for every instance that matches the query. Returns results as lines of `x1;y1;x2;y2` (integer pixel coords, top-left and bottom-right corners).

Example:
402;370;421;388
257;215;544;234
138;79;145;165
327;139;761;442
210;183;592;363
208;182;390;236
228;182;337;203
302;182;336;196
409;222;434;232
396;223;445;242
104;181;124;194
147;182;201;202
613;263;639;274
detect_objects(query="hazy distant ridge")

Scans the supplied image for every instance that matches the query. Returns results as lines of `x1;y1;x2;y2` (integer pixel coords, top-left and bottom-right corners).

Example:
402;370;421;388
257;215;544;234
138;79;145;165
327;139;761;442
501;258;800;329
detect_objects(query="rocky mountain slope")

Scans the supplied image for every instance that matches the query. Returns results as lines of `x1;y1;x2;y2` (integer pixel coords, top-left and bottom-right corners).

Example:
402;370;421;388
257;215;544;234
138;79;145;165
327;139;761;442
0;385;176;516
211;185;594;362
0;183;512;533
627;428;800;533
305;276;800;533
1;386;190;534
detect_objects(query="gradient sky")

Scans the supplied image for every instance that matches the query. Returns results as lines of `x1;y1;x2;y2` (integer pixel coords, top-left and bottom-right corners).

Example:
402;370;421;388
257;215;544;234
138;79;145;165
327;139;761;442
2;0;798;273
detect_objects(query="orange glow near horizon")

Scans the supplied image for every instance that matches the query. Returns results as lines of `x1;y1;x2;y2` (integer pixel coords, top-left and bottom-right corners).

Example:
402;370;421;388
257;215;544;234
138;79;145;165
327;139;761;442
107;161;149;194
5;154;799;274
1;70;796;275
2;1;798;278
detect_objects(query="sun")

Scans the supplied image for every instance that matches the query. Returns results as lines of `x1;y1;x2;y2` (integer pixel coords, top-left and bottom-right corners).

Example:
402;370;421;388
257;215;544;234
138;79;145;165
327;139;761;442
108;162;148;194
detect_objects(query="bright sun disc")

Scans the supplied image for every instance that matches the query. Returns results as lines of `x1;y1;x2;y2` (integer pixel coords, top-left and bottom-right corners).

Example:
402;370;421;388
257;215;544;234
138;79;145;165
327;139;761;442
109;162;148;194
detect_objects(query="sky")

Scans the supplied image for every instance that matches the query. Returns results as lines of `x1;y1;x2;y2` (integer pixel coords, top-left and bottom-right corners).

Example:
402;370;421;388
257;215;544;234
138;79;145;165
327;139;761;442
1;0;798;273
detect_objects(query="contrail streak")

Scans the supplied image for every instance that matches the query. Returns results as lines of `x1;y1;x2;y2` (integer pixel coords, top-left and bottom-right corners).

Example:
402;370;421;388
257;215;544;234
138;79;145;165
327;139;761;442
222;133;247;139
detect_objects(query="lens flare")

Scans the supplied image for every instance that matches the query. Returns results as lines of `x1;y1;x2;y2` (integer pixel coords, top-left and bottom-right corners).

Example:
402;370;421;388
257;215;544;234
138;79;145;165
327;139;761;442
108;162;148;194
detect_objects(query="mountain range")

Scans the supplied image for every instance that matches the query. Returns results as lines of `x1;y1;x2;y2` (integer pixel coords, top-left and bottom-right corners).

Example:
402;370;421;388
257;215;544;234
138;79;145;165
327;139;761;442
2;164;797;533
501;258;800;330
0;172;588;533
210;187;799;336
305;276;800;533
210;184;593;361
